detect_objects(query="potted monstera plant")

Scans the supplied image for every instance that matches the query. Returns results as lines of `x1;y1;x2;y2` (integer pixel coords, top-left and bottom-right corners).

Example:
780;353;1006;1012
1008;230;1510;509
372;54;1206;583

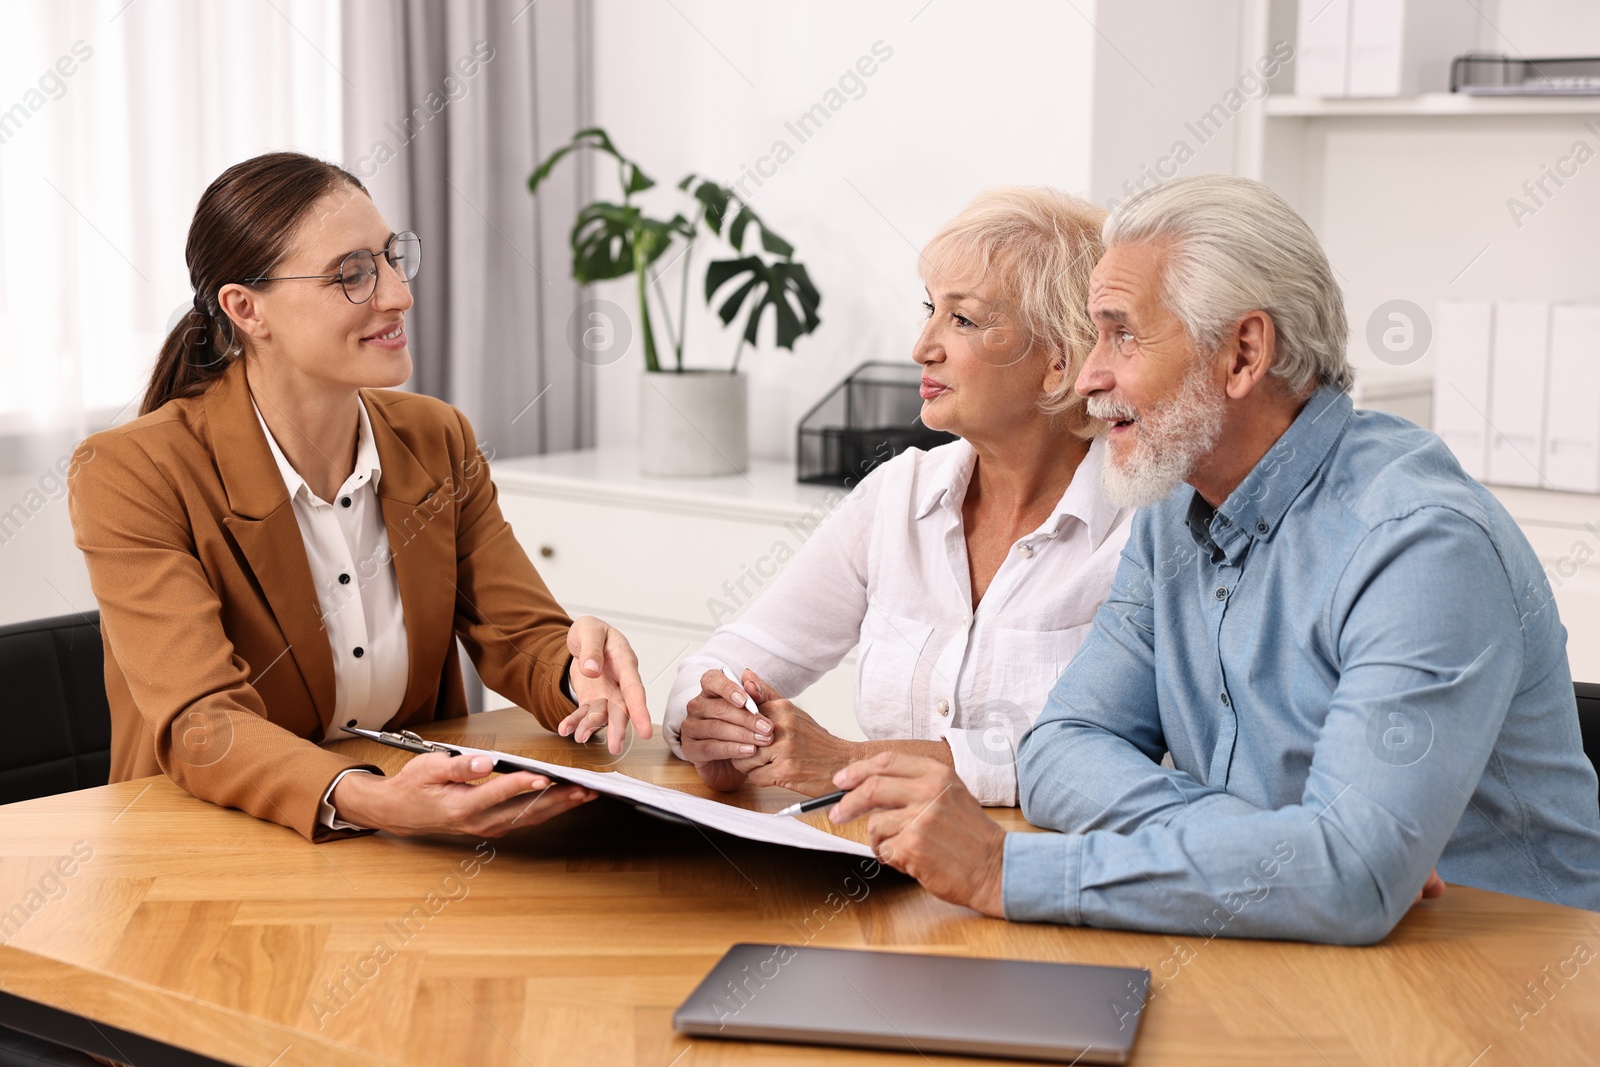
529;127;822;476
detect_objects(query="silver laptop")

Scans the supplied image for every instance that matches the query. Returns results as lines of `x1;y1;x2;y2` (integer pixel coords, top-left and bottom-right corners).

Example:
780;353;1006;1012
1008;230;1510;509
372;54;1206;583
673;943;1150;1064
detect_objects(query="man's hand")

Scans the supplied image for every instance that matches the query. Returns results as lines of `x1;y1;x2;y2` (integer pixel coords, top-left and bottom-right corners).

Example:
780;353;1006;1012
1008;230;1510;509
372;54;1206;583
680;667;774;791
1413;868;1445;907
830;752;1006;918
556;616;652;754
330;753;596;837
728;672;859;796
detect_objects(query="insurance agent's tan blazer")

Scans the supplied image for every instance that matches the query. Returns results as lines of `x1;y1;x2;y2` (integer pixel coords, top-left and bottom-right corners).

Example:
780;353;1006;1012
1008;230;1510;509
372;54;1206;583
67;359;576;841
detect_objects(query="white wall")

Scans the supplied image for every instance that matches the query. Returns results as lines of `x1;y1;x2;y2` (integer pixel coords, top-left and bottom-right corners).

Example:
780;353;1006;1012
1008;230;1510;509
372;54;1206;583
1088;0;1258;208
0;467;91;628
584;0;1098;460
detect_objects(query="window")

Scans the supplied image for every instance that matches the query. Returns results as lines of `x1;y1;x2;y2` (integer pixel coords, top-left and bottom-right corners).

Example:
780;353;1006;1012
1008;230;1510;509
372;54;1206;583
0;0;342;435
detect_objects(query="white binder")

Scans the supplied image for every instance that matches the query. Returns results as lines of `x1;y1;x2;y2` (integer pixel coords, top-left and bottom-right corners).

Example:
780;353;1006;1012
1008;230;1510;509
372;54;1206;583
1346;0;1479;97
1295;0;1351;97
1543;305;1600;493
1433;300;1493;481
1486;301;1552;488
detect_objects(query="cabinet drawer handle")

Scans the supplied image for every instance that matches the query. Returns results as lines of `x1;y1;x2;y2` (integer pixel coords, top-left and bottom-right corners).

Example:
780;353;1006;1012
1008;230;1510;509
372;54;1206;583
539;545;555;559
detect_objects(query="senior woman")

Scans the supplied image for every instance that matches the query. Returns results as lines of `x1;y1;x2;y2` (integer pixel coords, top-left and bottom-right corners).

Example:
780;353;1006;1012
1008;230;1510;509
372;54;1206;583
68;152;649;842
663;187;1132;806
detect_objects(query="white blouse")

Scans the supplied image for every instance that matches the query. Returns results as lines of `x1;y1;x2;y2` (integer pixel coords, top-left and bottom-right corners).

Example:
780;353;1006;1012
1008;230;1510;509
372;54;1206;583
252;396;408;827
664;436;1132;806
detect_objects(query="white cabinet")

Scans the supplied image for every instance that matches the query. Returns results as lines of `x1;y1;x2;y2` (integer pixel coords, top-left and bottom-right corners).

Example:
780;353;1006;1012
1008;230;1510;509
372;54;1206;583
489;449;865;740
1489;486;1600;684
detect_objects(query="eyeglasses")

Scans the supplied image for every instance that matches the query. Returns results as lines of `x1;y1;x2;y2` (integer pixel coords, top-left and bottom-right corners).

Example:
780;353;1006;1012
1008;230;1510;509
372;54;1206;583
243;231;421;304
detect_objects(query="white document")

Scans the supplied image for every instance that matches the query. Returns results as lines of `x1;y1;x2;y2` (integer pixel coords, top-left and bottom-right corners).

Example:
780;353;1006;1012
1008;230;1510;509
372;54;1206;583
1544;305;1600;493
1433;300;1493;480
448;742;875;859
1487;301;1552;488
1296;0;1350;97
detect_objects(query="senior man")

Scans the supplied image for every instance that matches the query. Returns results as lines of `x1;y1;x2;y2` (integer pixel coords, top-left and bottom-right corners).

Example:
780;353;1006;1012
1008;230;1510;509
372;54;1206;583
828;174;1600;944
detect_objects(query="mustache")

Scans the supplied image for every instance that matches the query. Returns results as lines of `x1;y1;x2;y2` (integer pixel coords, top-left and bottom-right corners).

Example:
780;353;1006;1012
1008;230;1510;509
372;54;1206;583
1088;396;1137;422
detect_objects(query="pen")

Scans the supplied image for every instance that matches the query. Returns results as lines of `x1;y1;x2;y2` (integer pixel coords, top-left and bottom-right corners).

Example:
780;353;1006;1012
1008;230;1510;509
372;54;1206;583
774;789;847;817
720;665;761;715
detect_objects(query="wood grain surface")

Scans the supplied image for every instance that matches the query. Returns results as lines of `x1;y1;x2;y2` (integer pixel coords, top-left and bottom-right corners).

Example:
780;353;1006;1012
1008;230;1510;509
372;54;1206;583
0;708;1596;1066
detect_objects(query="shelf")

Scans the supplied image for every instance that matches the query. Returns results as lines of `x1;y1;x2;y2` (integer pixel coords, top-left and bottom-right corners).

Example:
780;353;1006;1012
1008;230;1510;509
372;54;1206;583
1265;92;1600;118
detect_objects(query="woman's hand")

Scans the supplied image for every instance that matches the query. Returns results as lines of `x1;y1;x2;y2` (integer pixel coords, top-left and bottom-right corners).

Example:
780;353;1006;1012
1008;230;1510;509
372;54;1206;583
330;752;597;837
680;668;773;791
728;671;860;796
555;616;652;754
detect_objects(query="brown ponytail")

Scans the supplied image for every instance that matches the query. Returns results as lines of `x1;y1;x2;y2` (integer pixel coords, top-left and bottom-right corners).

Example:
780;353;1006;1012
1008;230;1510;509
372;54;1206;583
141;152;369;416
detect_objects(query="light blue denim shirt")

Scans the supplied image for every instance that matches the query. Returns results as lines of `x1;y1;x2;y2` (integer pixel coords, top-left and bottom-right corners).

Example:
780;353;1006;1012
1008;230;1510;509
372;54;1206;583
1008;386;1600;944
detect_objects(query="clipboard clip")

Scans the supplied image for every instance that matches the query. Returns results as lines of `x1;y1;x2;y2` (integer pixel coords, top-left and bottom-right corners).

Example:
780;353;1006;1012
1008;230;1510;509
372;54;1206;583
342;725;462;756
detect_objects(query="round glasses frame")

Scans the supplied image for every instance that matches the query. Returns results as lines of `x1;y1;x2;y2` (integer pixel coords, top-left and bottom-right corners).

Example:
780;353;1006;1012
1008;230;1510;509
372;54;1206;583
243;231;421;304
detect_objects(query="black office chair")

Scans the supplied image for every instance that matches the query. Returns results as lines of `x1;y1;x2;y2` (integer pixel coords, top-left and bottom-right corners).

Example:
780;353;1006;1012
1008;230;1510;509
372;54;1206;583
0;612;113;1066
0;611;111;805
1573;682;1600;798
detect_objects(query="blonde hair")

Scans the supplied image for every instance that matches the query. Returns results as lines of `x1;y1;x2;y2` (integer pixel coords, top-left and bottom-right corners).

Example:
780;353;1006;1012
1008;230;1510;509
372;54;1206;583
919;186;1106;438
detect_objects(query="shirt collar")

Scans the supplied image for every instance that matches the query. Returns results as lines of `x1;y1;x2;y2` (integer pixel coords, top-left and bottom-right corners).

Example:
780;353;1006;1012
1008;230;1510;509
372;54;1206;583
1054;436;1127;549
1187;384;1353;562
251;394;383;506
914;435;1127;548
914;438;976;520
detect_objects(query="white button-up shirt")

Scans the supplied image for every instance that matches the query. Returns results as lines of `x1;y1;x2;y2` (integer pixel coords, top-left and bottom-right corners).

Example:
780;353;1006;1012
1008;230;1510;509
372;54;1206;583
252;397;408;827
664;436;1132;805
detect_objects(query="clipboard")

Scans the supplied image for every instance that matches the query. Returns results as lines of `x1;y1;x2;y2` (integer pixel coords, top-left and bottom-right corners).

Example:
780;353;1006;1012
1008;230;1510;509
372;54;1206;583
342;726;695;826
339;726;872;857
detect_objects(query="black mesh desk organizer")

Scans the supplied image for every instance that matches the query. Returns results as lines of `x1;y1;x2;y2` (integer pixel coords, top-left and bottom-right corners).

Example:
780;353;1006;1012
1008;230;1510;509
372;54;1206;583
796;362;956;487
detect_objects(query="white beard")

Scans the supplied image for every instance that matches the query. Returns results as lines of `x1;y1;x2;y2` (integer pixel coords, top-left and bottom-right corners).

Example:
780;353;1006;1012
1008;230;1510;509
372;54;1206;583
1090;361;1227;509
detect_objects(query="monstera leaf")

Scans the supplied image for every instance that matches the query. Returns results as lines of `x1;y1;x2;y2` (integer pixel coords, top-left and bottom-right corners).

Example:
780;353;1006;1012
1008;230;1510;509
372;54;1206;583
569;202;692;284
684;175;819;358
679;176;794;257
679;176;731;235
529;127;654;198
705;256;821;350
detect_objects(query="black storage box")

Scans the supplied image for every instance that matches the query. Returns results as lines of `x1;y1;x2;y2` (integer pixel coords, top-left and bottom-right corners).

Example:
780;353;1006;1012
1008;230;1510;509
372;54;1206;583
796;361;957;487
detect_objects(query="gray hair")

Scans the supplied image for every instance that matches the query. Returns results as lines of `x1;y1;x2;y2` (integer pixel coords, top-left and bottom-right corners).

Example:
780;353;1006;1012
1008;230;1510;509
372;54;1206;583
1103;175;1352;395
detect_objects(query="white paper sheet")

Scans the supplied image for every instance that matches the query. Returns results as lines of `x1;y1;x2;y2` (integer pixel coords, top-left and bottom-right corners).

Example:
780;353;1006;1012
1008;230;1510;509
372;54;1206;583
450;742;874;859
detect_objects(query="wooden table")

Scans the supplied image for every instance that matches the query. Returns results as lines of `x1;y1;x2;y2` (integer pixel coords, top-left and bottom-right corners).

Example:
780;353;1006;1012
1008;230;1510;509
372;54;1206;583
0;708;1596;1066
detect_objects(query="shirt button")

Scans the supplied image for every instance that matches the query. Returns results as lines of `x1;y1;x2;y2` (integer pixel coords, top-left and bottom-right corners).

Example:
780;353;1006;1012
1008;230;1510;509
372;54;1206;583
1214;586;1227;600
353;646;365;658
1019;544;1034;559
1255;519;1269;534
339;573;351;585
937;699;950;716
341;496;353;508
1220;691;1230;706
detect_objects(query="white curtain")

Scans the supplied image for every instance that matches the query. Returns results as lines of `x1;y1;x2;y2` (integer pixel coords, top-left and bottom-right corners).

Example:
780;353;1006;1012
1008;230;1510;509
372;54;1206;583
0;0;342;470
341;0;595;458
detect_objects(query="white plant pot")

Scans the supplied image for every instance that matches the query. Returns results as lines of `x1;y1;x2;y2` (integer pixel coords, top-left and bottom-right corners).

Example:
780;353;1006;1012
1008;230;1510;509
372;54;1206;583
637;370;749;477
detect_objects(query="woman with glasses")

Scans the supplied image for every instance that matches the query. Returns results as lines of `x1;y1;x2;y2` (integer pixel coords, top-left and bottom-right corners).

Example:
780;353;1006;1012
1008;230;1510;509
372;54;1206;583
67;151;648;841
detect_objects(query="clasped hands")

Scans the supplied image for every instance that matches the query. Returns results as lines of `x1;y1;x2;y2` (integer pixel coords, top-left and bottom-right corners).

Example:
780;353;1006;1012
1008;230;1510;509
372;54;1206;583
680;666;857;794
